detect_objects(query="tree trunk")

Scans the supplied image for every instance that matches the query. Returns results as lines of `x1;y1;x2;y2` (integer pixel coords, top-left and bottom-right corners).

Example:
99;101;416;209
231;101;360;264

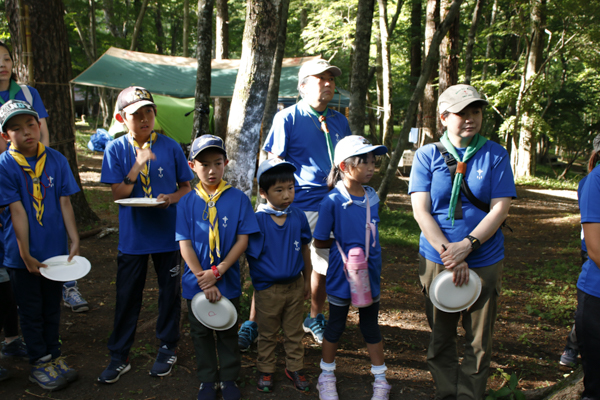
419;0;439;147
89;0;97;59
7;0;98;223
377;0;394;174
193;0;215;142
514;0;546;178
224;0;279;198
437;0;459;131
378;0;463;204
409;0;422;129
183;0;190;57
154;1;164;54
482;0;498;81
463;0;485;84
130;0;150;51
255;0;290;207
214;0;230;140
348;0;375;135
101;0;123;38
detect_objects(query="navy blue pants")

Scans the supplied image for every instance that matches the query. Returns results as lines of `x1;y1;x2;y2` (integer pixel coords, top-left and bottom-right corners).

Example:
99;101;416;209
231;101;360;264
8;268;62;363
576;289;600;400
107;251;181;361
0;280;20;338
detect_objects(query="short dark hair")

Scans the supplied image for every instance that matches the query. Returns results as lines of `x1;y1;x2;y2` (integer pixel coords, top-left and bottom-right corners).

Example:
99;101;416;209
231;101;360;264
259;167;295;192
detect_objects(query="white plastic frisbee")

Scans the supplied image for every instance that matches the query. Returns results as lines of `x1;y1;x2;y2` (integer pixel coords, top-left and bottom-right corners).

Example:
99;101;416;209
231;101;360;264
40;256;91;282
114;198;165;207
430;269;482;313
190;292;237;331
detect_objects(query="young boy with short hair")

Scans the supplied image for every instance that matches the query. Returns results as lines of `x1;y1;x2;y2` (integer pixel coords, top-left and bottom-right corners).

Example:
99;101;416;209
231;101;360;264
246;159;312;393
98;86;193;383
0;100;81;391
176;135;259;400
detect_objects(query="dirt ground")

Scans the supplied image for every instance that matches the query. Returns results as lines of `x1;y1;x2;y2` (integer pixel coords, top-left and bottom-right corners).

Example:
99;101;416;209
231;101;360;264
0;151;584;400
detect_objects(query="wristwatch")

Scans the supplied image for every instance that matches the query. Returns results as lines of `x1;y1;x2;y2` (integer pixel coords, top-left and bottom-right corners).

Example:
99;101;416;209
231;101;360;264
124;176;137;185
466;235;481;251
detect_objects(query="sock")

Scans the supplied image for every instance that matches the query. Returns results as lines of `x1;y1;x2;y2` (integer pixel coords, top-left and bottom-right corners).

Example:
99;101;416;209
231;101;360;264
320;359;336;376
371;363;388;383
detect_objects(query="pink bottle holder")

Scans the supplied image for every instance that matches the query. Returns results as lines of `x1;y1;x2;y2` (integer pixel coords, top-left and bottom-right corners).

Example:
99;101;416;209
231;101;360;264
344;247;372;308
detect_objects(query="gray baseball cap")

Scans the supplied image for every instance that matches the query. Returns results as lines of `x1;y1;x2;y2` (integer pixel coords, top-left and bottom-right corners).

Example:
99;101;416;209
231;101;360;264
0;100;39;132
298;59;342;82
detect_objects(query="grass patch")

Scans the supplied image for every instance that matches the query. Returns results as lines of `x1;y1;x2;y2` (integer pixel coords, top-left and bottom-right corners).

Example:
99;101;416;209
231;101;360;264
515;163;583;190
378;207;420;249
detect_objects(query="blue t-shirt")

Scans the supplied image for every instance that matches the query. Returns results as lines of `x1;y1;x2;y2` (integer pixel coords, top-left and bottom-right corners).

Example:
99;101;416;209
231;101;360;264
263;101;352;211
0;207;7;265
100;133;193;255
313;187;382;300
176;187;260;300
246;206;312;291
0;147;80;269
408;141;516;268
577;167;600;297
0;84;49;119
578;176;588;253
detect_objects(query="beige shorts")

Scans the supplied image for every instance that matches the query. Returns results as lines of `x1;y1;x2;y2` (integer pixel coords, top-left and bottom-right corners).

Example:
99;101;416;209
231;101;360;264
304;211;332;276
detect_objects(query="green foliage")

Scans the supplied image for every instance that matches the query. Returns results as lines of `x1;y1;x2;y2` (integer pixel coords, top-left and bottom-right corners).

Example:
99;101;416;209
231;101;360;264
486;369;525;400
378;207;420;249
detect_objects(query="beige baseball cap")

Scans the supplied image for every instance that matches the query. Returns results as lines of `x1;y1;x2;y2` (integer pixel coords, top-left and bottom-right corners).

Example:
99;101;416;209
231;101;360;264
438;84;488;114
298;59;342;82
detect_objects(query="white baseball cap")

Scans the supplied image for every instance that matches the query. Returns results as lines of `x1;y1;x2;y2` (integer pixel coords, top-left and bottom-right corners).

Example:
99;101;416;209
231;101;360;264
333;135;387;167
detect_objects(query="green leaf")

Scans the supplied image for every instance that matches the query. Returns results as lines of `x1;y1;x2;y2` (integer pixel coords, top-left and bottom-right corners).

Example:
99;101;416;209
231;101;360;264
515;391;526;400
509;373;518;390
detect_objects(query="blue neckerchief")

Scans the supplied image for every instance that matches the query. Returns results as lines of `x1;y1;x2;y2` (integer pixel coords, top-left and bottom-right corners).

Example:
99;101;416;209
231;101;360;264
334;180;380;209
257;203;291;217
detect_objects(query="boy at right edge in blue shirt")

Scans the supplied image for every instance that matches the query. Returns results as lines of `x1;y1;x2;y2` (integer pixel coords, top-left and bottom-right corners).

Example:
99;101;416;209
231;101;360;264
246;159;313;393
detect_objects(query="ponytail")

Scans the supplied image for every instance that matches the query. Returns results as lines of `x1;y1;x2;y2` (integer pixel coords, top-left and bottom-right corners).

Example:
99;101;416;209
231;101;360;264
327;165;343;190
588;150;600;173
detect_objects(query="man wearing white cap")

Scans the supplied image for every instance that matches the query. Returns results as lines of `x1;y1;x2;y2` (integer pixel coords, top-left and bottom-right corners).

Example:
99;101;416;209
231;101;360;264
258;59;352;345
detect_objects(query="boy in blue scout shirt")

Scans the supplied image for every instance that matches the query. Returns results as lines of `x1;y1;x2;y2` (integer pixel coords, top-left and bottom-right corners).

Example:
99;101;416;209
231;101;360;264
176;135;259;400
98;86;193;384
246;159;313;393
0;100;80;391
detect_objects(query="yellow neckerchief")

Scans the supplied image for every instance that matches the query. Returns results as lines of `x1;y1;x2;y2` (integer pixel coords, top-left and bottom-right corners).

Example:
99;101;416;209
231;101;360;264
9;143;47;225
128;131;157;198
194;180;232;265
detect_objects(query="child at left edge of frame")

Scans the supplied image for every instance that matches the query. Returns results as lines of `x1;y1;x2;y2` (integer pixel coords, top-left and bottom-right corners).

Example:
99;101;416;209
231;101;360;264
0;100;81;391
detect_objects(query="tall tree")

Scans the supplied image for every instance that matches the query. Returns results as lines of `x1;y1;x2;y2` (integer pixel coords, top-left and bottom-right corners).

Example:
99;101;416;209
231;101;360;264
419;0;439;147
6;0;98;223
213;0;230;139
378;0;464;204
224;0;279;197
463;0;485;84
348;0;375;135
193;0;215;141
130;0;150;51
183;0;190;57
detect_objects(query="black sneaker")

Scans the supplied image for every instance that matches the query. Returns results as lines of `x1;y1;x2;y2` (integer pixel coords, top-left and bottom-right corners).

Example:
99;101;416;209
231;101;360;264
197;382;217;400
1;337;28;360
149;346;177;377
257;372;274;392
559;347;578;367
285;368;310;392
220;380;241;400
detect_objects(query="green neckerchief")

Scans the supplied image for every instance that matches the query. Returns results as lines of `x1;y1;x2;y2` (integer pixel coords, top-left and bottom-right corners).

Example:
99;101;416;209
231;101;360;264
440;131;487;225
0;80;22;105
305;101;335;167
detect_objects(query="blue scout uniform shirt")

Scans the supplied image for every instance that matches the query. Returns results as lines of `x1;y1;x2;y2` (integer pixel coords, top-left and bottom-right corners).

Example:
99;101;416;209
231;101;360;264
0;85;49;119
246;206;312;291
578;167;600;298
176;187;260;300
313;187;382;300
263;101;352;211
578;176;588;254
101;133;193;255
0;147;80;269
408;141;516;268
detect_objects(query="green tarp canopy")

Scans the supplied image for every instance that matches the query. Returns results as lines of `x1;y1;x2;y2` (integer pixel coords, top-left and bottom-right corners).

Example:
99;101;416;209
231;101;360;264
72;47;321;98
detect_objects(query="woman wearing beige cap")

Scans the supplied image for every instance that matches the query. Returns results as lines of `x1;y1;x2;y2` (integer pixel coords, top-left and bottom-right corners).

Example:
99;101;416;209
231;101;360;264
408;84;516;399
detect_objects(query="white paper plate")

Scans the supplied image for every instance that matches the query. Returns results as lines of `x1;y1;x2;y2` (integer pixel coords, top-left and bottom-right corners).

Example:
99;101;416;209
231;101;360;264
430;269;482;313
114;198;165;207
190;292;237;331
40;256;91;282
